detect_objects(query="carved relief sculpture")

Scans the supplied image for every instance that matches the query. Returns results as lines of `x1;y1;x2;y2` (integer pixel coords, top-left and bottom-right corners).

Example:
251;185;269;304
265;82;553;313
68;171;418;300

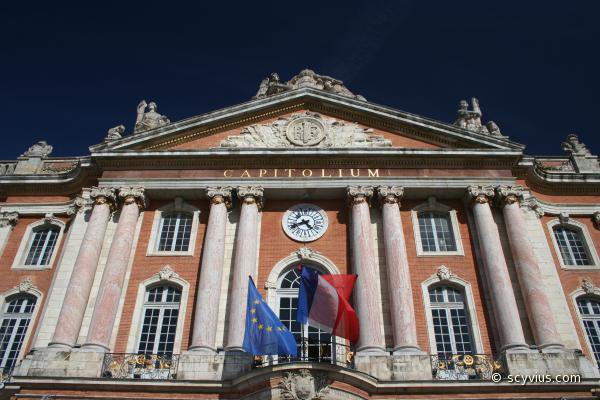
134;100;170;133
454;98;506;137
105;125;125;142
278;369;330;400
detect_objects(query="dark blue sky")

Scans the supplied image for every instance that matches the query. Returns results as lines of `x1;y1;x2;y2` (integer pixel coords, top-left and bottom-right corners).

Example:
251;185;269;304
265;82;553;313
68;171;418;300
1;1;598;159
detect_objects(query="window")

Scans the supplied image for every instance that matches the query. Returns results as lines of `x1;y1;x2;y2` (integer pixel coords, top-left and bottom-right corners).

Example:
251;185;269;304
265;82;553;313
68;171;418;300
429;286;473;356
577;298;600;368
418;212;457;252
277;268;333;363
553;226;592;266
157;212;192;253
0;295;37;373
23;226;59;267
137;285;181;356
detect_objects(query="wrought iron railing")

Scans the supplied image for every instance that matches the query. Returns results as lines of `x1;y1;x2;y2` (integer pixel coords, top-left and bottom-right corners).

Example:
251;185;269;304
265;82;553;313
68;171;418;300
1;367;13;387
431;354;504;380
253;338;355;369
101;353;179;380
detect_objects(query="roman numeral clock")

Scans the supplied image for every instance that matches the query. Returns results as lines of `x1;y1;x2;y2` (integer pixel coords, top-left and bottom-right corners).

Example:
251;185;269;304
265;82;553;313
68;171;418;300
282;203;328;242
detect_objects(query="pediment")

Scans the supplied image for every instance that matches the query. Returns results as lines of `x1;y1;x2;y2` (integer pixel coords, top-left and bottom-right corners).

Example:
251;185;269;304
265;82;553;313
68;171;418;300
90;88;524;154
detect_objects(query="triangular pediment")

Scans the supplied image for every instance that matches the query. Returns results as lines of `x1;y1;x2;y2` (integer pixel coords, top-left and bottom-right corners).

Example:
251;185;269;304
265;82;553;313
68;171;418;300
90;88;524;154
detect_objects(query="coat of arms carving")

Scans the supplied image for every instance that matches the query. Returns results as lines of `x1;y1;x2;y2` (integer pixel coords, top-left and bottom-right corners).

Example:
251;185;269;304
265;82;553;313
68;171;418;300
219;112;391;149
278;369;331;400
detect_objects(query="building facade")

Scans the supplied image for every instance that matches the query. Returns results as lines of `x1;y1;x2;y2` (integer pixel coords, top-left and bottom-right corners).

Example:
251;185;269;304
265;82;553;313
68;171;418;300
1;70;600;399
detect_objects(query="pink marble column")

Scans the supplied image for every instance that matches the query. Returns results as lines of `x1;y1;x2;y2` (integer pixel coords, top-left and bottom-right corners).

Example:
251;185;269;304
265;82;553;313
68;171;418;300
468;185;529;352
378;186;422;354
50;187;116;349
348;186;386;354
498;186;564;352
83;187;145;351
189;187;232;353
225;186;263;352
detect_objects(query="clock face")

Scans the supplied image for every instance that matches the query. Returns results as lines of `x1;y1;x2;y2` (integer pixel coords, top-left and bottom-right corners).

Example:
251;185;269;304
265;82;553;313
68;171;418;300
282;204;328;242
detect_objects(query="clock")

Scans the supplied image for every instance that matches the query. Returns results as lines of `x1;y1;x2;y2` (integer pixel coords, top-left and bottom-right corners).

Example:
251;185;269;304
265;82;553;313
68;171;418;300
282;204;328;242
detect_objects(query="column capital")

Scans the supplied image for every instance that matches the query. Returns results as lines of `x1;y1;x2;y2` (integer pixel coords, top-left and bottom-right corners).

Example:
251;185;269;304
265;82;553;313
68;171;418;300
90;187;117;211
496;185;525;206
466;185;495;204
118;187;146;210
0;211;18;228
378;186;404;206
347;185;374;206
237;186;264;209
207;186;233;209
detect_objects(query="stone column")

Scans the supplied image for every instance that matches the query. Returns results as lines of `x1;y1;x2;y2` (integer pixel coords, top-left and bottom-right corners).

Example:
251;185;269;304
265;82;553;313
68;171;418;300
378;186;422;354
225;186;263;352
83;187;145;351
0;212;18;258
467;185;529;352
50;188;116;349
347;186;386;354
189;187;232;353
497;186;564;352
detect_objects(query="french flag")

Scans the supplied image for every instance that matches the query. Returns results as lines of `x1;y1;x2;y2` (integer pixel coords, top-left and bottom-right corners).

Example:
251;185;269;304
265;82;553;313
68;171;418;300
296;266;360;342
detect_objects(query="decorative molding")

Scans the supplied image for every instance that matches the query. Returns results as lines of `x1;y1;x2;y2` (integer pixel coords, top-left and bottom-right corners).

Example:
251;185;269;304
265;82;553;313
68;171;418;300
593;212;600;230
17;276;34;293
436;265;455;281
118;187;146;210
206;186;233;209
347;185;374;206
496;185;524;206
581;278;600;296
378;185;404;205
466;185;495;204
158;265;177;281
90;186;117;210
519;196;545;218
295;247;321;261
278;369;331;400
0;212;18;228
66;196;88;216
558;212;570;224
237;186;264;209
219;111;391;149
21;141;53;158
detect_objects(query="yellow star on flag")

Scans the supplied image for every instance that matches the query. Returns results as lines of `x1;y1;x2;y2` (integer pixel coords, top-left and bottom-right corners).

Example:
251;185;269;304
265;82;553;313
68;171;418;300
254;299;260;304
266;326;273;332
251;317;258;323
258;324;264;330
250;308;256;314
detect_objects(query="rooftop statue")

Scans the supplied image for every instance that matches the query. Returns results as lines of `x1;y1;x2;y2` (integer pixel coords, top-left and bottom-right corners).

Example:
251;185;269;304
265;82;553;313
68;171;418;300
21;140;53;158
453;98;507;137
252;69;366;101
562;134;592;156
134;100;170;133
105;125;125;142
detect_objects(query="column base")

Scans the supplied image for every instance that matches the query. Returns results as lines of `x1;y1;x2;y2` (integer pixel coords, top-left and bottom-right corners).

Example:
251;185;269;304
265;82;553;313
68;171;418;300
80;343;110;352
500;342;533;353
354;354;433;380
177;350;253;380
187;345;218;355
504;349;600;379
12;347;105;378
538;342;565;353
356;345;387;355
46;341;73;350
392;345;426;355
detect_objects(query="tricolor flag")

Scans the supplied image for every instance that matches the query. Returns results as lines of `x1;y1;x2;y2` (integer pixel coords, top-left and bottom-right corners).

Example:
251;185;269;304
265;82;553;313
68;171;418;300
296;266;360;342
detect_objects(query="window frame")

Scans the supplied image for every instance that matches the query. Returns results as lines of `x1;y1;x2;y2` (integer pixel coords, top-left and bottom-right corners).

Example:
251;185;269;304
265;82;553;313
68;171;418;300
11;218;65;270
547;219;599;270
411;198;464;257
428;285;474;355
575;297;600;369
136;284;182;356
146;198;200;257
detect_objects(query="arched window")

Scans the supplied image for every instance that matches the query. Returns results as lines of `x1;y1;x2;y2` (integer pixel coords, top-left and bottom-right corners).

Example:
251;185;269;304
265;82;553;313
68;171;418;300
24;225;60;267
276;268;332;362
137;285;181;356
576;298;600;368
429;285;473;356
553;226;592;266
157;212;193;252
0;295;37;372
418;212;457;252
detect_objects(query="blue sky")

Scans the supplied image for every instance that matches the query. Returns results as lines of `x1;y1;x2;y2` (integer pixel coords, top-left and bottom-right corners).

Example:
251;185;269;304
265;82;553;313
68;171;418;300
0;1;598;158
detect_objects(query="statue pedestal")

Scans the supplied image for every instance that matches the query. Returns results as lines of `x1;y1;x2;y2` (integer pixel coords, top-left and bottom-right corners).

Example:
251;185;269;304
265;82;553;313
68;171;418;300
13;347;105;378
504;350;600;379
177;351;253;381
353;354;433;380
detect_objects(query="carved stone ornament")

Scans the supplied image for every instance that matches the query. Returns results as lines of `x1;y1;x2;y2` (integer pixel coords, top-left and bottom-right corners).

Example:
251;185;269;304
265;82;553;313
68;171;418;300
559;212;570;224
207;187;233;209
436;265;454;281
105;125;125;142
118;187;146;209
466;185;495;204
347;186;374;206
520;197;544;218
593;211;600;230
134;100;170;133
219;111;391;148
158;265;177;281
295;247;321;261
581;278;600;296
90;187;117;209
0;212;18;228
21;140;53;158
496;185;524;206
17;276;34;293
253;68;366;102
237;186;264;209
378;186;404;205
278;369;331;400
562;134;592;157
67;196;90;215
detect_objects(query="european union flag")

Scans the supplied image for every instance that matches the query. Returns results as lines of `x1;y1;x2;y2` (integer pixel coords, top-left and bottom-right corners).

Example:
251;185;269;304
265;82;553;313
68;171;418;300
242;277;297;356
